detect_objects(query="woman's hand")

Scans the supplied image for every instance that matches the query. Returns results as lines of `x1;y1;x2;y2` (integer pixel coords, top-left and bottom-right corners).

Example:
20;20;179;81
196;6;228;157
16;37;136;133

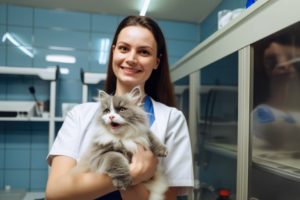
129;145;158;185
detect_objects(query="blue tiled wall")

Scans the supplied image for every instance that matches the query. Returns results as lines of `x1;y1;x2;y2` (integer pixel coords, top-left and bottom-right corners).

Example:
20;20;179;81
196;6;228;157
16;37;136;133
0;121;48;191
0;4;200;191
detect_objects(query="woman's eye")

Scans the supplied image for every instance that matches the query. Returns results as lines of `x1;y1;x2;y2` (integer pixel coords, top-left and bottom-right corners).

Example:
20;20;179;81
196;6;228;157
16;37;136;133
118;46;128;52
103;108;110;114
140;50;150;56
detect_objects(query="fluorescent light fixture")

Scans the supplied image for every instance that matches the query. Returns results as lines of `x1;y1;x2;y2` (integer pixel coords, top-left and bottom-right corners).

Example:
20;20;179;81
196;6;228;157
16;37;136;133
98;38;110;64
59;67;70;75
46;54;76;64
139;0;151;16
276;57;300;68
49;46;75;51
2;32;34;58
48;66;70;75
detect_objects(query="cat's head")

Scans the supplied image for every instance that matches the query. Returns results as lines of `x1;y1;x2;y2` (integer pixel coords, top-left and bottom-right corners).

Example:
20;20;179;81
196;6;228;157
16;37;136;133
97;87;148;137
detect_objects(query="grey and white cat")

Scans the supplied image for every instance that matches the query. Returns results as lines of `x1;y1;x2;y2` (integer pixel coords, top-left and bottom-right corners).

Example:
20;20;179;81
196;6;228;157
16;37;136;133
74;87;168;200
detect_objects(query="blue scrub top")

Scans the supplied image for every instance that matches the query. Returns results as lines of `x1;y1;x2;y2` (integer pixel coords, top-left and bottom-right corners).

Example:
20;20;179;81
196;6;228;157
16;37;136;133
95;96;155;200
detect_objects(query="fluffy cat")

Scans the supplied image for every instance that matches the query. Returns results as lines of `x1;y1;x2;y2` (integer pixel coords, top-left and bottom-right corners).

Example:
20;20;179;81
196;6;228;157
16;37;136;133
74;87;168;200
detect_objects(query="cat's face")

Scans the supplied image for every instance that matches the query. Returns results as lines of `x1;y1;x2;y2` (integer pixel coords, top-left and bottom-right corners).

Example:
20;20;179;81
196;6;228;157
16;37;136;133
97;87;148;137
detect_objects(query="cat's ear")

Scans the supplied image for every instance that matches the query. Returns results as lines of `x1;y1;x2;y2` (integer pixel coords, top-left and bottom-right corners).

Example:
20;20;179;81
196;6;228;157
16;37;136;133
128;86;143;105
94;90;109;101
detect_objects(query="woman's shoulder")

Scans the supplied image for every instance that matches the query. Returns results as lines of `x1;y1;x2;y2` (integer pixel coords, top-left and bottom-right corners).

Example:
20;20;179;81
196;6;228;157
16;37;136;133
74;102;99;109
151;98;184;118
70;102;99;115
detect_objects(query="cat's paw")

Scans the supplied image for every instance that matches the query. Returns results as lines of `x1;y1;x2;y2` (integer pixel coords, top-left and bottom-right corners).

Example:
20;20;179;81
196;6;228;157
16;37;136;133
112;176;132;190
156;146;168;157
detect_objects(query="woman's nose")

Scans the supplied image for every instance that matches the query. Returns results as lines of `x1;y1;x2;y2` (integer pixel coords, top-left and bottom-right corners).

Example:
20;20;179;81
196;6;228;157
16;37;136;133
126;51;138;65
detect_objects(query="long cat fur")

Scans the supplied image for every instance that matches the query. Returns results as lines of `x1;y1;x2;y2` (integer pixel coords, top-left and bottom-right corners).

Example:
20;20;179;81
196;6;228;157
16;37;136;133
73;87;168;200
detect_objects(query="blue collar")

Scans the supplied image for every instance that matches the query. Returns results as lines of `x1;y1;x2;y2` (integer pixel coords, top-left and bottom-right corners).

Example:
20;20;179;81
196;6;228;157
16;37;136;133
143;96;155;126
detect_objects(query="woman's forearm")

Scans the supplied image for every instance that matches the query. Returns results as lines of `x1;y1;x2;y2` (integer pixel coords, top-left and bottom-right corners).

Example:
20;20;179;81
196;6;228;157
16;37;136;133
120;183;150;200
46;171;117;200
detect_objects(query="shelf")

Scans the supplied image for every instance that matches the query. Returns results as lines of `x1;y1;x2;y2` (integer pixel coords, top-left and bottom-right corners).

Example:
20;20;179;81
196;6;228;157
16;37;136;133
0;116;66;122
0;65;58;159
174;85;237;94
171;0;300;82
80;70;106;102
204;142;300;181
0;66;58;81
55;117;64;122
0;117;50;122
174;85;188;95
252;149;300;181
199;120;237;126
204;142;237;158
80;69;106;84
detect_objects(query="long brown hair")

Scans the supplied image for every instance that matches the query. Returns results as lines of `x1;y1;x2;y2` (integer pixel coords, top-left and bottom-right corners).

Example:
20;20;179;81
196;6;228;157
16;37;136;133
105;15;176;107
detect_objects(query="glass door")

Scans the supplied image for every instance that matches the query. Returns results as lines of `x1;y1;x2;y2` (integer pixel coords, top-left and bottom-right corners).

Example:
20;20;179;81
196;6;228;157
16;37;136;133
250;22;300;200
196;52;239;200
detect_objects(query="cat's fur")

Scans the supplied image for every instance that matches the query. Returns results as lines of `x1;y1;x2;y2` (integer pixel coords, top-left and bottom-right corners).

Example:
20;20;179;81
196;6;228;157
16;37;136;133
74;87;168;200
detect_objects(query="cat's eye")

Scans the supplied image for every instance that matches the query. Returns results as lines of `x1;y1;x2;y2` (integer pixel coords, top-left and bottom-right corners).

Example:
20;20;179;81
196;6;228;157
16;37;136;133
103;108;110;114
118;107;127;112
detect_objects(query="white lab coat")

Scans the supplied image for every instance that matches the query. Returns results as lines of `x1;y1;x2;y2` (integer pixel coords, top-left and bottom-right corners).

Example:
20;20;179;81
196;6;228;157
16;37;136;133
48;97;194;191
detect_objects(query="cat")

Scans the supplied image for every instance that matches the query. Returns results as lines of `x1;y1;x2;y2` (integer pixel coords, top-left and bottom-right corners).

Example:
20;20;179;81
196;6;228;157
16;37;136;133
74;86;168;200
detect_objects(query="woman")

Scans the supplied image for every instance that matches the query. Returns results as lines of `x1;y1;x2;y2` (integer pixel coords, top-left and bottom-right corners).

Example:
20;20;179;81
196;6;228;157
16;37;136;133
252;34;300;151
46;15;194;200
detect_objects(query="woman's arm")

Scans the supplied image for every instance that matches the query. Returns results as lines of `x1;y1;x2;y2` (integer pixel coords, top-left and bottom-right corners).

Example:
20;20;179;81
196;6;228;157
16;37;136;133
46;156;117;200
46;146;158;200
121;186;179;200
120;184;149;200
121;145;158;200
165;187;178;200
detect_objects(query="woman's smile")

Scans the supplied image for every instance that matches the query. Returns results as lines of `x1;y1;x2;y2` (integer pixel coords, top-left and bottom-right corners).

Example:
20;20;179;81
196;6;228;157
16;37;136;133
120;66;143;74
112;26;158;90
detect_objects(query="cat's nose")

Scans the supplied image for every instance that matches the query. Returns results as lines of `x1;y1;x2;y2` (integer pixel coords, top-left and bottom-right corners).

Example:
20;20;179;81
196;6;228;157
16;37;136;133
109;116;115;120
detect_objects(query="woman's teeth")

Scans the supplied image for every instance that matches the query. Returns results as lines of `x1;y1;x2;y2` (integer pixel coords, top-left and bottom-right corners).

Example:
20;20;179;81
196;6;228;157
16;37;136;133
121;66;142;72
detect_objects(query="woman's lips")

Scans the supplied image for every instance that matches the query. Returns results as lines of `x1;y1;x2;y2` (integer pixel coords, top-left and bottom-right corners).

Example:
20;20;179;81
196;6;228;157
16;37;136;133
120;66;143;73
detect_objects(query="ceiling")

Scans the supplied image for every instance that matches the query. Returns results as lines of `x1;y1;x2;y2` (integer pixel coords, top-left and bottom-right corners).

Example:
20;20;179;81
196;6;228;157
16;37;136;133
0;0;222;23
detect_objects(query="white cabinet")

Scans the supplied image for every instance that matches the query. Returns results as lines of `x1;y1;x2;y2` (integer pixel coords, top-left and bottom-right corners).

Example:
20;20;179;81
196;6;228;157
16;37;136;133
0;66;58;150
80;69;106;102
171;1;300;199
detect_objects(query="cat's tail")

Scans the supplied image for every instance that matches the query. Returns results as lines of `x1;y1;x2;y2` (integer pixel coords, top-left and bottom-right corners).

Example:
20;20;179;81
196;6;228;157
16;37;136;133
144;169;169;200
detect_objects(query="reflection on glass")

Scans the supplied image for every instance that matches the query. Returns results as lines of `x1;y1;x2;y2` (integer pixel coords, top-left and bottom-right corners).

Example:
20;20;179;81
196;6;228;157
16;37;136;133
199;53;238;148
199;85;237;144
251;22;300;200
198;53;238;200
174;76;189;119
252;26;300;164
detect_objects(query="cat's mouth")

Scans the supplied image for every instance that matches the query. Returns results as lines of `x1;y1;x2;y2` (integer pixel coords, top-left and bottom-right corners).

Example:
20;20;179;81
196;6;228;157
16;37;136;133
110;122;121;129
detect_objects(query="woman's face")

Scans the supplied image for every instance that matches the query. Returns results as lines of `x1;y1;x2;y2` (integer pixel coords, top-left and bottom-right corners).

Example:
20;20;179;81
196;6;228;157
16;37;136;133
264;42;298;80
112;26;159;92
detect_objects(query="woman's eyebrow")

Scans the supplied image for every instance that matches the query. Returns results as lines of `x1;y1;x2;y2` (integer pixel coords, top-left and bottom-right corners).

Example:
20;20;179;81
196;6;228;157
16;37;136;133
116;41;154;50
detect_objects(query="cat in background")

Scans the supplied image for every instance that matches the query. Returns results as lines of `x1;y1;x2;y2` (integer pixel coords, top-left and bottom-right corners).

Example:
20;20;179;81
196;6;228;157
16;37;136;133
73;87;168;200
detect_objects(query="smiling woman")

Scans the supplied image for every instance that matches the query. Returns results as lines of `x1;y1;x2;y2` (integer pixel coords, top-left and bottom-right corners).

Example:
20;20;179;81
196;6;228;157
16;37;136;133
46;15;194;200
111;25;159;94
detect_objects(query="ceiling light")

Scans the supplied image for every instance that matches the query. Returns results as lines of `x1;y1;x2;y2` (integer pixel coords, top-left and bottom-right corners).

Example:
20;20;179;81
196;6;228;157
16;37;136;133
47;66;70;75
140;0;151;16
49;46;75;51
59;68;70;74
2;32;34;58
46;54;76;64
